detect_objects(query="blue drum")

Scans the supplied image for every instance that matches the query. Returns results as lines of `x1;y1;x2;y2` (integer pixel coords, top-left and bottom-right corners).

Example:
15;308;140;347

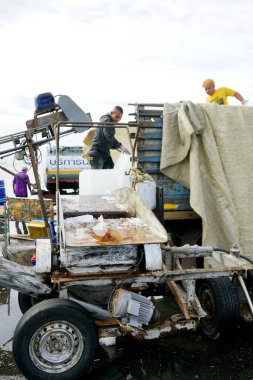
0;180;6;205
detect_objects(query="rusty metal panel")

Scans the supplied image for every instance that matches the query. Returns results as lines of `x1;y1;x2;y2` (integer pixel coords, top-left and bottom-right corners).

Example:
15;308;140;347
26;110;67;130
51;264;252;286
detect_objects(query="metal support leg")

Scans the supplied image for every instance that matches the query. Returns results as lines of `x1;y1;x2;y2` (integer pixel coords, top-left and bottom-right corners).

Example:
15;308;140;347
238;275;253;315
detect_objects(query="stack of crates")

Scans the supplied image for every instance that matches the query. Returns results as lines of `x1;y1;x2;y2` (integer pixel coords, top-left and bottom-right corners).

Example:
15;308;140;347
130;103;191;215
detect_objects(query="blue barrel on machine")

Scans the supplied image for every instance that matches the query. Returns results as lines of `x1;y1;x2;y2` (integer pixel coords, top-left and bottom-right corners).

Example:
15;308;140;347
34;92;56;112
0;180;6;205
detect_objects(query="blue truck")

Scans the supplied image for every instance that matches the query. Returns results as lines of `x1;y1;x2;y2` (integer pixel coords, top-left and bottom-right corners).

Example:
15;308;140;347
45;145;90;194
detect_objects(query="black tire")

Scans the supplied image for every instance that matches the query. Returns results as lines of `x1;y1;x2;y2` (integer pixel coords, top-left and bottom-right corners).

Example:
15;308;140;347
196;277;239;339
13;299;98;380
18;292;48;314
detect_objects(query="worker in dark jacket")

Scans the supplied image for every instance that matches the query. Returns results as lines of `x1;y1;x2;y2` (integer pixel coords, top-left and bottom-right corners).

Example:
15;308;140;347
88;106;130;169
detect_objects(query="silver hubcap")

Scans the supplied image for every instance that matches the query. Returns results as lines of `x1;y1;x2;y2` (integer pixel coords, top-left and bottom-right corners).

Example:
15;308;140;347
29;320;84;374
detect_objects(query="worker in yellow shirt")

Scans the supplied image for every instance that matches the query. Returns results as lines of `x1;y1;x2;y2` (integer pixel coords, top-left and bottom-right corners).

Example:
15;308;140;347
202;79;247;105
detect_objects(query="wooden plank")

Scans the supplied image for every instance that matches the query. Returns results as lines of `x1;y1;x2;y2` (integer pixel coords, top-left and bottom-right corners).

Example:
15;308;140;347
10;234;33;240
164;210;200;220
167;280;190;319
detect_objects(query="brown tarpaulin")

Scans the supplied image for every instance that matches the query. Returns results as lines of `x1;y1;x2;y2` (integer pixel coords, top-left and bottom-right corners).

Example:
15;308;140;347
160;101;253;257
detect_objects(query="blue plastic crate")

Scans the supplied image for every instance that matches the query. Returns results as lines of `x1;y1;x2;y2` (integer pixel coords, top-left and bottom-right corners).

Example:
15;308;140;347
35;92;56;112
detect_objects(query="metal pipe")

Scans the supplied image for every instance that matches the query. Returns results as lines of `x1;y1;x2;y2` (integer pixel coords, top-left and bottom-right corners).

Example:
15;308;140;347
164;245;214;255
0;127;73;158
54;120;138;159
132;124;140;161
238;275;253;315
25;131;53;251
69;298;113;321
54;124;61;252
0;165;34;188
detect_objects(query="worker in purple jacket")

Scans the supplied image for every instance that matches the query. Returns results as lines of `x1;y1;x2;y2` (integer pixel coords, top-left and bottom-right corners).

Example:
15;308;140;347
13;167;32;234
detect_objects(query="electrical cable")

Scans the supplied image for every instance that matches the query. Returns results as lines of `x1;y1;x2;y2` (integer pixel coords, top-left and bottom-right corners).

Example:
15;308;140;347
239;255;253;265
12;154;31;173
213;247;253;265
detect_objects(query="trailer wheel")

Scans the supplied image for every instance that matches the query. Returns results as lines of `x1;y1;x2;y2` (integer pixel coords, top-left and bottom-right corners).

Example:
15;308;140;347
18;292;49;314
196;277;239;339
13;299;98;380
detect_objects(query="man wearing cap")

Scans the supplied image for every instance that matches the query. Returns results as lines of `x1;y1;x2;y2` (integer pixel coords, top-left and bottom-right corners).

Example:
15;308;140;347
202;79;247;105
13;167;32;234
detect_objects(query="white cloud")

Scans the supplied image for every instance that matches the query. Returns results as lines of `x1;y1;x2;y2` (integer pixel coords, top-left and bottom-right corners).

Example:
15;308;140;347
0;0;252;133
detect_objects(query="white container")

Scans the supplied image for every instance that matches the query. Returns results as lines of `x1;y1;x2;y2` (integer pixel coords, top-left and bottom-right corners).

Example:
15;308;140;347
136;181;156;210
114;153;132;173
79;169;131;196
35;239;51;273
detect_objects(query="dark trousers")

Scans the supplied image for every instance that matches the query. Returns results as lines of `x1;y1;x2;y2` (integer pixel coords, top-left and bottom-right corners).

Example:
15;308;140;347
15;221;28;234
90;155;114;169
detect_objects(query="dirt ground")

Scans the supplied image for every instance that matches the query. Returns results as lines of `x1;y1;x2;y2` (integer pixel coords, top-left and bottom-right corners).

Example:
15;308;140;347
1;289;253;380
1;326;253;380
0;349;22;377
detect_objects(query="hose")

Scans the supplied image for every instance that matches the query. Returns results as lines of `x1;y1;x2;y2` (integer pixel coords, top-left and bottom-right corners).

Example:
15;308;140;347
213;247;253;265
239;255;253;265
213;247;230;254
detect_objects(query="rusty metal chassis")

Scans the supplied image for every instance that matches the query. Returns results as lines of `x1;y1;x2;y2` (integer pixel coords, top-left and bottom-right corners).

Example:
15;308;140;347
49;246;253;341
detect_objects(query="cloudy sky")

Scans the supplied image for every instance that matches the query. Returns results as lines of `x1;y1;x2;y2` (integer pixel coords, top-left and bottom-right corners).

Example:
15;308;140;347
0;0;253;137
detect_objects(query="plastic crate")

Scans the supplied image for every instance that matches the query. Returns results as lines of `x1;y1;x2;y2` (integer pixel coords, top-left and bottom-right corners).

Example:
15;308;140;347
34;92;56;112
28;220;48;239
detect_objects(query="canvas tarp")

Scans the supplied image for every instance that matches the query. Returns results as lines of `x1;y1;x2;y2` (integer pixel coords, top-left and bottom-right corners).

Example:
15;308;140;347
160;101;253;258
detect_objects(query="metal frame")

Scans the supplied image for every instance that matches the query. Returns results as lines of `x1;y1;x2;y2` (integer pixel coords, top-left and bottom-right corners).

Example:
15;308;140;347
1;116;253;342
54;120;138;249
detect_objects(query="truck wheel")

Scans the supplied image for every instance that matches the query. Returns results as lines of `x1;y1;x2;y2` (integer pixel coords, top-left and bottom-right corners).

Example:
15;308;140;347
13;299;98;380
196;277;239;339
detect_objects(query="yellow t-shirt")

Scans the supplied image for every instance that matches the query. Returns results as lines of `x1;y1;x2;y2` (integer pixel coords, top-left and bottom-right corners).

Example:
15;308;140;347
206;87;236;105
